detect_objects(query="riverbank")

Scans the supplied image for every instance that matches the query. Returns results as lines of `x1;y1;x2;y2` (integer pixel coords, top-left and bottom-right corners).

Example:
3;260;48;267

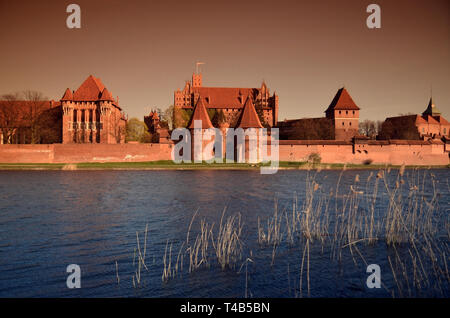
0;161;448;170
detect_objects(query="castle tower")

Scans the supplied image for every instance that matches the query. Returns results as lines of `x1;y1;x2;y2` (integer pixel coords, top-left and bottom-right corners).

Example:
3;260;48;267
324;87;360;141
192;72;202;88
61;88;74;144
236;96;263;163
99;88;114;143
188;97;214;161
60;75;126;144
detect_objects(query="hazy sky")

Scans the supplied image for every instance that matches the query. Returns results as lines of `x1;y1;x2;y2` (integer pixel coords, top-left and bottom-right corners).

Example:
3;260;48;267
0;0;448;121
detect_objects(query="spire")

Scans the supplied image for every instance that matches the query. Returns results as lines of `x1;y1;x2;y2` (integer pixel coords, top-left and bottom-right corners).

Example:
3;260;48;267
422;97;441;116
61;88;73;101
236;96;263;129
188;97;213;129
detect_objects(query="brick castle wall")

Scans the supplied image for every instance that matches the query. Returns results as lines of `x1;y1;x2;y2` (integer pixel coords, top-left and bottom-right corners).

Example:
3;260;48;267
0;142;448;165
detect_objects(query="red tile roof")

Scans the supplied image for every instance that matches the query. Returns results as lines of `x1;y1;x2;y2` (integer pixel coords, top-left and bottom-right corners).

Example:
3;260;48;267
187;87;259;109
236;97;263;129
434;116;450;125
325;87;360;112
61;88;73;101
72;75;106;101
99;88;114;101
188;97;213;129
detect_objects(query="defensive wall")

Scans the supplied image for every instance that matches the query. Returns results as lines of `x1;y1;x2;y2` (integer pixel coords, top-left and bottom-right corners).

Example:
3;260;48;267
0;139;448;165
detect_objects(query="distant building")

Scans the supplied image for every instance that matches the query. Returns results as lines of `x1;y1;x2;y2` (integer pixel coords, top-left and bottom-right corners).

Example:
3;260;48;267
144;110;171;143
379;98;450;140
277;87;360;141
61;75;127;144
174;72;279;128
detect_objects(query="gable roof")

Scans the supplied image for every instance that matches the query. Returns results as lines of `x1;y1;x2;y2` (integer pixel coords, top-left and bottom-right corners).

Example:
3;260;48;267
188;87;260;109
325;87;360;113
188;97;213;129
73;75;106;101
61;88;73;101
99;88;114;101
236;96;263;128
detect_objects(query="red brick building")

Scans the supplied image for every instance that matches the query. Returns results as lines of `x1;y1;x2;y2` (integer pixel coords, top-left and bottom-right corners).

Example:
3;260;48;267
380;98;450;140
277;87;360;141
61;75;127;144
174;72;278;128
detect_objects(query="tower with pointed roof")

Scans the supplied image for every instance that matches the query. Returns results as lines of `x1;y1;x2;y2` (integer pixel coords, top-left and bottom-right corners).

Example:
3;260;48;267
60;75;126;144
324;87;360;141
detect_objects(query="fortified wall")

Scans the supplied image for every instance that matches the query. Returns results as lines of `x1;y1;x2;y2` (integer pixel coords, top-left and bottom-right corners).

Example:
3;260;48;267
278;139;449;166
0;139;448;166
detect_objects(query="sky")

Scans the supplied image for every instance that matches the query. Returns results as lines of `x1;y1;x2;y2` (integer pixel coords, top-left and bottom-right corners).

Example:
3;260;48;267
0;0;448;122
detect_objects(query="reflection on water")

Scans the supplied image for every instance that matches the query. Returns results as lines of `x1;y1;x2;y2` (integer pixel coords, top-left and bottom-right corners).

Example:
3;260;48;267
0;169;448;297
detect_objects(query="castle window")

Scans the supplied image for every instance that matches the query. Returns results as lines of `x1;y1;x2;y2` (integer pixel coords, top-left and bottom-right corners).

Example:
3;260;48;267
353;111;355;115
349;122;352;126
339;111;341;115
342;122;344;126
444;128;447;134
346;111;348;115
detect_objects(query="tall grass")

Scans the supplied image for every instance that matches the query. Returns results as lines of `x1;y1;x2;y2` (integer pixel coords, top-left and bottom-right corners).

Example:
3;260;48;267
127;167;448;297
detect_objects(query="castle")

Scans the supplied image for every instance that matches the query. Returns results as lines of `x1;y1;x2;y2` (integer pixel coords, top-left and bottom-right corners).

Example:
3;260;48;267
173;72;278;129
61;75;127;144
0;71;449;166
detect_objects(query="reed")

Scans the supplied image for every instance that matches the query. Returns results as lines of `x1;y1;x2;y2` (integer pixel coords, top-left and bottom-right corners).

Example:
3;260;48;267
212;210;243;270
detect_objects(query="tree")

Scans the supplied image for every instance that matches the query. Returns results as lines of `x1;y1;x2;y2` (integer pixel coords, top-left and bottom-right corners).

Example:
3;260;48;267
161;105;172;129
125;117;152;143
0;93;22;144
173;107;192;128
359;120;376;138
22;90;49;144
212;109;227;127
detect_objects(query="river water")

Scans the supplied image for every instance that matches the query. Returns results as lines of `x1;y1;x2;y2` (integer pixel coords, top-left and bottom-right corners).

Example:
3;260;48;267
0;169;448;297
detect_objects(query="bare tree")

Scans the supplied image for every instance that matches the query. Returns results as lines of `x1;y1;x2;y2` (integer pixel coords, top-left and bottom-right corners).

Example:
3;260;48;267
22;90;48;144
0;93;22;144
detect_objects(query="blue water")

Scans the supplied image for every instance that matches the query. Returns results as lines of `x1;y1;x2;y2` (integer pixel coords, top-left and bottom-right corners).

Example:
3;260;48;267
0;169;448;297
